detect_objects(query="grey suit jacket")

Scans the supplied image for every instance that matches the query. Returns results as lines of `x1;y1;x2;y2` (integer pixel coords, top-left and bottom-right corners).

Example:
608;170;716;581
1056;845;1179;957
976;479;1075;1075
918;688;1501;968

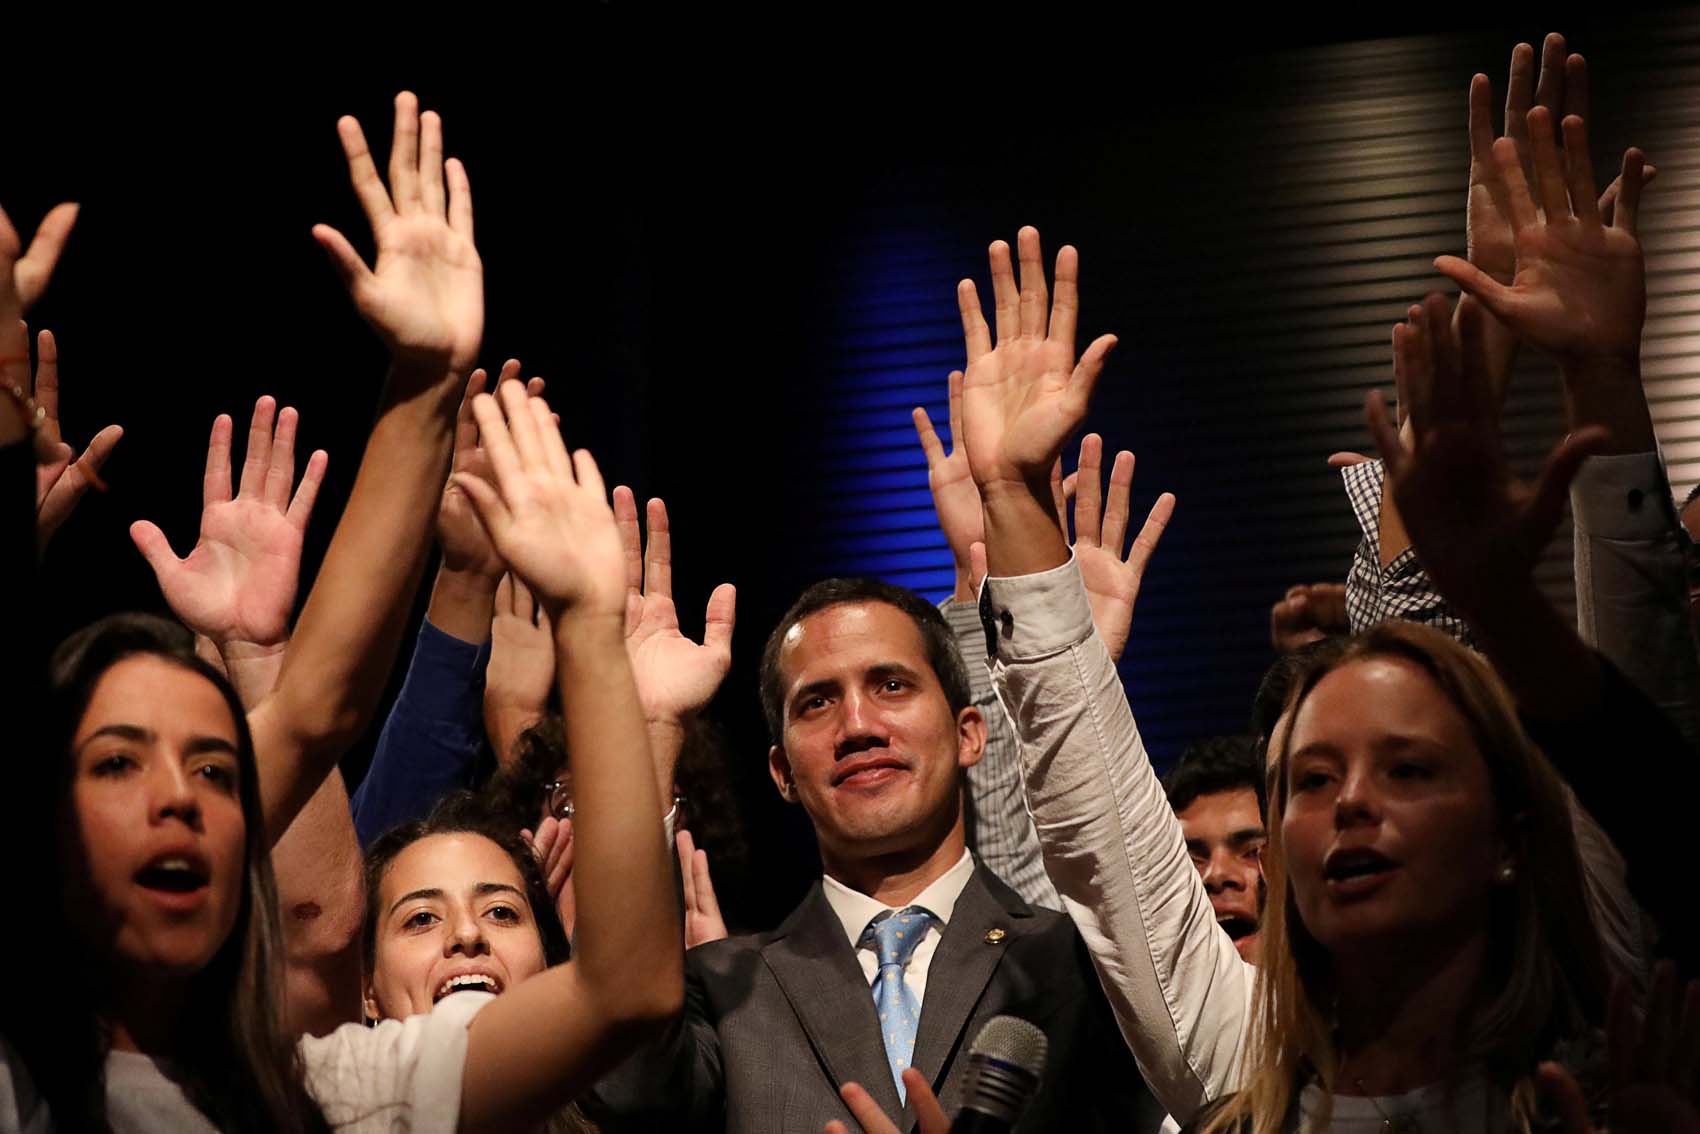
586;861;1161;1134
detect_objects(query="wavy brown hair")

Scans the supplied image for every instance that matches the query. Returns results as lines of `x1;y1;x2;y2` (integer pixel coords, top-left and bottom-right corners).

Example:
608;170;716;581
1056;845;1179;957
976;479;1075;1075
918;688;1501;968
1207;621;1607;1134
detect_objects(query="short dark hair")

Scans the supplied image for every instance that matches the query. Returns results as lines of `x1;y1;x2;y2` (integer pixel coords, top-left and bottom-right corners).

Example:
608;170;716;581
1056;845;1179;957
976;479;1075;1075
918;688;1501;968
1251;636;1346;742
1162;734;1267;818
759;578;972;744
364;790;572;975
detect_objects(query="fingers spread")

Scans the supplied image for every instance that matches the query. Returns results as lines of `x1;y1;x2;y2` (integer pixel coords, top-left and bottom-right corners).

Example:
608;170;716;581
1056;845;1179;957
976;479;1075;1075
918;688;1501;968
311;224;375;295
988;239;1019;345
288;449;330;530
946;369;965;447
32;328;59;432
16;203;80;308
1016;226;1049;338
1490;136;1540;232
957;280;991;362
838;1084;900;1134
447;157;475;240
704;582;737;654
644;496;673;600
1468;73;1494;164
613;486;643;601
1050;244;1081;347
1615;148;1645;235
1560;115;1599;225
1103;449;1136;555
388;91;422;214
264;406;300;509
1366;389;1407;478
1524;107;1572;223
455;368;490;469
1504;43;1535;143
203;413;235;507
238;397;277;499
1073;433;1105;546
419;108;447;218
334;116;394;228
913;406;946;466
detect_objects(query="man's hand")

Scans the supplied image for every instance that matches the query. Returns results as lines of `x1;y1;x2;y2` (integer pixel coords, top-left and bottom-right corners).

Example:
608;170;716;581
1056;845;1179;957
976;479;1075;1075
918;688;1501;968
312;92;483;375
451;382;625;621
616;488;736;726
826;1071;951;1134
440;363;522;581
1269;583;1349;653
484;573;556;764
1439;108;1647;371
28;328;122;552
131;397;327;649
1069;433;1174;662
677;829;729;949
14;203;78;315
1367;294;1605;621
958;227;1115;497
913;370;984;600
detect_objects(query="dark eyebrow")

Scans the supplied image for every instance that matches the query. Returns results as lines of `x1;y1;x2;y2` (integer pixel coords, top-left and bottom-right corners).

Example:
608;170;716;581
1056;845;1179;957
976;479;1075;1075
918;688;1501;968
1226;828;1268;848
185;737;239;758
867;662;924;684
475;882;526;900
389;887;445;916
76;723;153;753
788;677;841;712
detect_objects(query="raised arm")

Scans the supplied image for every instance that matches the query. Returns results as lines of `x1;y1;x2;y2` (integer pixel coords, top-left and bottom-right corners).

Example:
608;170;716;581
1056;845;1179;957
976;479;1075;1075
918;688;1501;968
617;488;735;816
450;381;682;1131
247;91;483;842
1434;85;1698;746
959;228;1245;1121
1365;291;1666;979
29;328;122;555
130;395;364;1035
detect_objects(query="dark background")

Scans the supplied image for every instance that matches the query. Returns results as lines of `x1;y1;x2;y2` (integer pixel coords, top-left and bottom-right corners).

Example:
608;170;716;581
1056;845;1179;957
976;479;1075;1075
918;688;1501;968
17;11;1700;930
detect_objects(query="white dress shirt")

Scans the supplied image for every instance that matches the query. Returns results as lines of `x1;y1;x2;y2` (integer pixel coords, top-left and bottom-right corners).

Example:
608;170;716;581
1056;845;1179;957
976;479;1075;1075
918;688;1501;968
821;848;976;1009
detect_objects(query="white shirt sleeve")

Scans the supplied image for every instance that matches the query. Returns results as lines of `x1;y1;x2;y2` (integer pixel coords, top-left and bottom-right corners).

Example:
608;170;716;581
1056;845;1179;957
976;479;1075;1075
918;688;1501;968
0;1034;52;1134
982;557;1253;1125
299;990;494;1134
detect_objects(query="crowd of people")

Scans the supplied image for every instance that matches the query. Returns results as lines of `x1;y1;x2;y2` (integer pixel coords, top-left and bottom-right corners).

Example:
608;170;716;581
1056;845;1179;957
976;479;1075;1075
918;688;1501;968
4;32;1699;1134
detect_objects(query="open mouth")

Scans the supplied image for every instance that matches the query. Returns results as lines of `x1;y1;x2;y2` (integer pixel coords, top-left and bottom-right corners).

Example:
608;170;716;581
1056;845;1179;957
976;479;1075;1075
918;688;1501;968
1217;915;1259;941
134;856;210;894
434;973;502;1002
1323;847;1398;885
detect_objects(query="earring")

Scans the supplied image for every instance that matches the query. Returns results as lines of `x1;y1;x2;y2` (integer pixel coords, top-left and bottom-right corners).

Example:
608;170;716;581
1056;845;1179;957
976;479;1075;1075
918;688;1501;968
1497;863;1517;884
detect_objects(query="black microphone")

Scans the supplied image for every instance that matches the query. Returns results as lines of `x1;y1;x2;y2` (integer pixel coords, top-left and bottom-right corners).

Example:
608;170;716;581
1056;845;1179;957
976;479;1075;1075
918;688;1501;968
950;1015;1048;1133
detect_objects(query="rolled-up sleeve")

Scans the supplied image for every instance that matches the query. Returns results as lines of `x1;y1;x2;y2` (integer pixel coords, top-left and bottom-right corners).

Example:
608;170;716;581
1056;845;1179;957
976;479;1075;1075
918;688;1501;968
983;557;1251;1123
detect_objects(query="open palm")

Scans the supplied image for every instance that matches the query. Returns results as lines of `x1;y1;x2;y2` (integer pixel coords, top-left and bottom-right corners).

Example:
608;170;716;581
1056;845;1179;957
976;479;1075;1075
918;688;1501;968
616;489;736;723
313;92;483;372
958;227;1115;490
132;398;326;647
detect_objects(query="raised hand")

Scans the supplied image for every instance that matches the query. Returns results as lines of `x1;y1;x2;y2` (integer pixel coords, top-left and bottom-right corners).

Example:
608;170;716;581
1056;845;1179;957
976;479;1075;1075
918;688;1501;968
131;397;327;649
1367;294;1605;621
913;370;984;599
615;488;736;725
677;828;729;949
29;327;122;552
1439;107;1646;371
484;573;556;763
452;382;624;620
521;815;577;939
1069;433;1174;662
1269;583;1349;653
958;226;1116;494
312;92;482;373
1538;965;1700;1134
439;361;545;580
14;203;78;314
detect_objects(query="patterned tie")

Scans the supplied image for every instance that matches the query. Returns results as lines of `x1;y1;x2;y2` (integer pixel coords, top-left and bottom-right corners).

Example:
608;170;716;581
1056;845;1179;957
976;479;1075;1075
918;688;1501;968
862;906;934;1103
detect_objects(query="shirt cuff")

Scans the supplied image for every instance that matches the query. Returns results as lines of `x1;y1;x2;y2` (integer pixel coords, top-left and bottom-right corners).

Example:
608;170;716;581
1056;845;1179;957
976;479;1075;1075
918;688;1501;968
1571;452;1681;541
978;554;1095;662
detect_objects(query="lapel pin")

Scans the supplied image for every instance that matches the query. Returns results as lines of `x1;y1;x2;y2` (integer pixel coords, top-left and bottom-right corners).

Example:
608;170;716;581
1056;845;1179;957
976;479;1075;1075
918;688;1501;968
984;928;1006;945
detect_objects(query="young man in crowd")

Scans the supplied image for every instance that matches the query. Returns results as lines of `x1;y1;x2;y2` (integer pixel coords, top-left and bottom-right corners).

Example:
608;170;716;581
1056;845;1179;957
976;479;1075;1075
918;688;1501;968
1162;736;1267;963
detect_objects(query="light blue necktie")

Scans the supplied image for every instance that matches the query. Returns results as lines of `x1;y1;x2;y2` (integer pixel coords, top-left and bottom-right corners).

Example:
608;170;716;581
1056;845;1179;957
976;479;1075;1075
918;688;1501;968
861;906;934;1103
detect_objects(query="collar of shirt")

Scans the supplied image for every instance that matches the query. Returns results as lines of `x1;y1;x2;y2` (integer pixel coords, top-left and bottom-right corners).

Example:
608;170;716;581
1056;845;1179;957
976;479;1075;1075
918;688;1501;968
820;848;975;949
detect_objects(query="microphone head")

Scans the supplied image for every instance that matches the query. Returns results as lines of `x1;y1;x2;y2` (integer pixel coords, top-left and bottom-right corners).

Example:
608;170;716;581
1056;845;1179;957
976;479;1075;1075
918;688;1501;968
960;1015;1048;1125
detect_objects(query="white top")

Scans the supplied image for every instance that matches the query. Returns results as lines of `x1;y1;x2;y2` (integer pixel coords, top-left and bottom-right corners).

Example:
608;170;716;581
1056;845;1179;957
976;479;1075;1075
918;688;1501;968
1298;1076;1503;1133
821;847;975;1008
0;990;492;1133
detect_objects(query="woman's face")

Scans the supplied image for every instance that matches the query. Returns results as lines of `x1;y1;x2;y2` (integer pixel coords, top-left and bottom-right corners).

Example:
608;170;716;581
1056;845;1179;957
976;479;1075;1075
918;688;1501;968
366;832;549;1019
1281;657;1505;957
62;655;247;978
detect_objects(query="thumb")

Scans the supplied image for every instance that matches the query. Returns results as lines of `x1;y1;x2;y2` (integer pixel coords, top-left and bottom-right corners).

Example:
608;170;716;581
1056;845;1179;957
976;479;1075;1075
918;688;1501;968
1433;255;1516;323
703;583;737;654
1327;451;1372;469
129;520;184;580
968;541;988;593
1525;427;1609;548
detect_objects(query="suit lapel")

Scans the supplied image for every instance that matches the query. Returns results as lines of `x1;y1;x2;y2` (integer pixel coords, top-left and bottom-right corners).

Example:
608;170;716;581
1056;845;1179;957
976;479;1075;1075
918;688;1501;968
761;883;907;1122
909;866;1030;1101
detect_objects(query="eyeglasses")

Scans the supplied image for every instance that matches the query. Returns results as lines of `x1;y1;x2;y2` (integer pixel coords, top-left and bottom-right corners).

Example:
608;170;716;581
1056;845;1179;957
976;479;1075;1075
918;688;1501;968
543;781;685;823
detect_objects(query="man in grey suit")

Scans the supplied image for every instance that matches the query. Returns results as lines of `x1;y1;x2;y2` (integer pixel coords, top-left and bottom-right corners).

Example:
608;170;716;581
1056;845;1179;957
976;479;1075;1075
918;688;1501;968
587;575;1159;1133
